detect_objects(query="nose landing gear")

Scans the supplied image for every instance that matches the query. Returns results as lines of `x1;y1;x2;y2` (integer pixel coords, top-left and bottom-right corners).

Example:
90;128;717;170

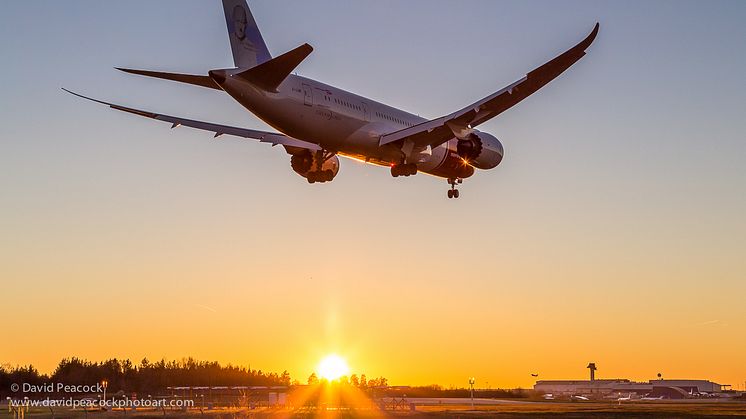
447;178;462;199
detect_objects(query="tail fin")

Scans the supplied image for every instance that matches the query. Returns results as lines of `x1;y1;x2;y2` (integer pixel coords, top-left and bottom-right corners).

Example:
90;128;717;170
223;0;272;68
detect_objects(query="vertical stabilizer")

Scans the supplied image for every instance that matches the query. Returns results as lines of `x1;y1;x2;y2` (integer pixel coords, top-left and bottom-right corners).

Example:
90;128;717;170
222;0;272;68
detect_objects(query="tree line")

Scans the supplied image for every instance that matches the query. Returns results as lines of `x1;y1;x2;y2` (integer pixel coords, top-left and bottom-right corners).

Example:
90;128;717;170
1;357;290;396
306;373;388;388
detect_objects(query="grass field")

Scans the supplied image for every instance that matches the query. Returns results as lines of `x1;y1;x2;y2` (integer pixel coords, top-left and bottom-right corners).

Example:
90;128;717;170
415;400;746;417
6;400;746;418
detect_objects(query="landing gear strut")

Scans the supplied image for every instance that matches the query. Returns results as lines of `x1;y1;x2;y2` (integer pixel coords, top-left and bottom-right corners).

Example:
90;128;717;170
306;150;337;184
447;178;462;199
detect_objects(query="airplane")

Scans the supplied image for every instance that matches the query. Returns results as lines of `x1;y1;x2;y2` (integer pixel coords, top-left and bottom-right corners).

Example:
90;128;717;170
616;393;633;402
64;0;599;199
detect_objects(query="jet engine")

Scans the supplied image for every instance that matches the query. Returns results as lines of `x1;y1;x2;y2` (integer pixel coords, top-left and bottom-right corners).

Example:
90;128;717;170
290;150;339;183
456;131;504;170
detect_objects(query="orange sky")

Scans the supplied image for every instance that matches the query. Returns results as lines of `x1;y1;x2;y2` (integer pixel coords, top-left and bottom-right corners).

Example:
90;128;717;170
3;226;745;389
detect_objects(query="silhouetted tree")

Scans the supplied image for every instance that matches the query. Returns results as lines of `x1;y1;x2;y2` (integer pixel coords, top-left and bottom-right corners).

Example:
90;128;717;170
2;357;292;397
367;376;388;387
280;370;291;386
307;372;319;385
0;364;45;394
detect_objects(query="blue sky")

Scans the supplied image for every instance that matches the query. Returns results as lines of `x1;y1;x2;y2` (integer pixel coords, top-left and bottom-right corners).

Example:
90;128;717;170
1;1;745;387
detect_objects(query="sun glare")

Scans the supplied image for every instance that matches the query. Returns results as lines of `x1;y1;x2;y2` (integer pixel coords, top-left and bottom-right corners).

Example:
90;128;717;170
317;354;350;381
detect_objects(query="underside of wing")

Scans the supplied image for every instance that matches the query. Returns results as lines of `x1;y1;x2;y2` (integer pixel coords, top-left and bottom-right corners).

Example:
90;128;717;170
380;23;600;149
61;88;321;151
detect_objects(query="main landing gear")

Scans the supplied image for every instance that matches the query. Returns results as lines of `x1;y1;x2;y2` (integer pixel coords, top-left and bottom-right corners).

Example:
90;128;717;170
305;150;337;184
391;163;418;177
447;178;463;199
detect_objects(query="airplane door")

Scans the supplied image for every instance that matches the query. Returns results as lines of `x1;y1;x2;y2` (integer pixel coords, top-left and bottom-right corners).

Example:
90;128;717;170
302;83;313;106
362;102;370;121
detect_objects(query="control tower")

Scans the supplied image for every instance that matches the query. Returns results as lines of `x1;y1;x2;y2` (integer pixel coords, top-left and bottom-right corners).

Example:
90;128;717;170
587;363;597;381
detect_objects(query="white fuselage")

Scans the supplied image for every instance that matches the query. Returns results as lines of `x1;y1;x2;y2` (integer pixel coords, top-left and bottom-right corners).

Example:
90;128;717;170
217;71;476;179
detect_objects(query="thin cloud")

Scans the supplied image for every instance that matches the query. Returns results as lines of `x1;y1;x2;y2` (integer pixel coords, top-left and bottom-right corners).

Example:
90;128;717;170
693;319;720;327
194;304;217;313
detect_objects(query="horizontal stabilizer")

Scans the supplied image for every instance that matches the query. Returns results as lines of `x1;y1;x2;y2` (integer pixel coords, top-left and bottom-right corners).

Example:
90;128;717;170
116;68;221;91
235;43;313;92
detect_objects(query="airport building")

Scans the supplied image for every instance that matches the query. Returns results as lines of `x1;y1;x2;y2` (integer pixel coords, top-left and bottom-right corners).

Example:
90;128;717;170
533;363;729;399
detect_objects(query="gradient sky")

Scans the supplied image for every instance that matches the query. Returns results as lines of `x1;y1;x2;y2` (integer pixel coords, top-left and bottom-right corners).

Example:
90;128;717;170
1;0;746;389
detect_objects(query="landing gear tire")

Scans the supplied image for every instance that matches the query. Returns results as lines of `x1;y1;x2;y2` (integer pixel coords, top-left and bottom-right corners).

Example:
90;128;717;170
447;190;454;199
307;170;335;184
391;163;418;177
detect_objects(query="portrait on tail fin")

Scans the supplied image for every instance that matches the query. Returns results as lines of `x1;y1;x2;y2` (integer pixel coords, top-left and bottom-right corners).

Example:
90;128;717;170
223;0;272;68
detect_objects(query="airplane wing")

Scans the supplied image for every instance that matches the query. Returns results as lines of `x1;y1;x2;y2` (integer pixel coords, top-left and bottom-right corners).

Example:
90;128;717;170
61;88;322;151
379;23;599;148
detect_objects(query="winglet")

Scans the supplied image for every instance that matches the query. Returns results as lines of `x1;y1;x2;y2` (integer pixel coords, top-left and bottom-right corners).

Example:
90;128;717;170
526;22;599;82
234;43;313;92
579;22;600;51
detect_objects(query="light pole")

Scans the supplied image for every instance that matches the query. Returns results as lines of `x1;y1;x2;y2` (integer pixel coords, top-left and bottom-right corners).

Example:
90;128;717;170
102;380;108;403
469;377;476;409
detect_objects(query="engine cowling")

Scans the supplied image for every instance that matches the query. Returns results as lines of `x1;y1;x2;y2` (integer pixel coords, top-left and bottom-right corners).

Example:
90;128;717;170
456;131;504;170
290;151;339;183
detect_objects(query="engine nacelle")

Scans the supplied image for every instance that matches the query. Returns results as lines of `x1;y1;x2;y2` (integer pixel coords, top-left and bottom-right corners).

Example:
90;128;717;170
290;151;339;183
456;131;504;170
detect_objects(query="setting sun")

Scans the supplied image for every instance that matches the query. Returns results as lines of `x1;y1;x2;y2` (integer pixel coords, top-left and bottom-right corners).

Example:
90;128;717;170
317;354;350;381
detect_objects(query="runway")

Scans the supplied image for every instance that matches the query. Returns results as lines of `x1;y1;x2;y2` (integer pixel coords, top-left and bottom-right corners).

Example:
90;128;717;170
396;397;535;406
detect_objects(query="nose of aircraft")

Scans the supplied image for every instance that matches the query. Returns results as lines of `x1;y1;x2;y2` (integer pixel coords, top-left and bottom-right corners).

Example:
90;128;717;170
208;69;227;85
